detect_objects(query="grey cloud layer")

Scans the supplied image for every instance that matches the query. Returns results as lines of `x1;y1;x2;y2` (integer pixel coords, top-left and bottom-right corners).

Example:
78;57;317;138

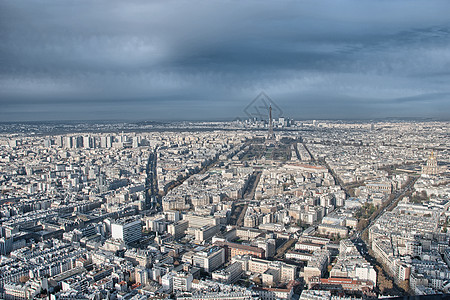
1;0;450;121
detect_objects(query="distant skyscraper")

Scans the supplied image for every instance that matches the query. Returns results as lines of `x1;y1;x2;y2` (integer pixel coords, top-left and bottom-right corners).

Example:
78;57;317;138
107;136;113;148
100;136;106;148
65;136;73;149
56;136;64;148
83;136;91;149
75;136;83;148
267;105;275;141
43;139;52;148
100;136;113;148
132;136;140;148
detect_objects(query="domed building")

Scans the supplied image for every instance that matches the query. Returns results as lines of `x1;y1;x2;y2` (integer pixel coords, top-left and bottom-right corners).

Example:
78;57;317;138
421;151;438;176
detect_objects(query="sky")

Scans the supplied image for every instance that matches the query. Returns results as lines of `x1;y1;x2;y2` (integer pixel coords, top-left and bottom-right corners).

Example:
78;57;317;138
1;0;450;122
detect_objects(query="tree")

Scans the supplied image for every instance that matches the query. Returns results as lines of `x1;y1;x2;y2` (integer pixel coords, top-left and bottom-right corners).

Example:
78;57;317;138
376;266;393;294
253;276;262;286
362;230;369;242
357;219;369;231
398;280;410;294
327;265;333;273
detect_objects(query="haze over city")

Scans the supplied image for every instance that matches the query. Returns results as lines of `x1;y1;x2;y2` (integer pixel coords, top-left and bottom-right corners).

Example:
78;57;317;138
1;0;450;121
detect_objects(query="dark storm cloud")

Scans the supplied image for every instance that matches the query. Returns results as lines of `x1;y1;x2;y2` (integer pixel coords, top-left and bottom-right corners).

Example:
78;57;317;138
1;0;450;121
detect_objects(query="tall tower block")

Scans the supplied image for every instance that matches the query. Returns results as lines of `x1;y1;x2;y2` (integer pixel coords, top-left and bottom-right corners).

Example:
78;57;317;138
267;105;275;140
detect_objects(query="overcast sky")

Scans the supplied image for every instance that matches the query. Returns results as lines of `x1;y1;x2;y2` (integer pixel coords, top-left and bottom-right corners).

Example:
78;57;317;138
1;0;450;121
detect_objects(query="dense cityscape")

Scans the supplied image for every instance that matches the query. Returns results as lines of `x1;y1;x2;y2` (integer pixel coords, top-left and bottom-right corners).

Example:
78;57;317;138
0;118;448;300
2;0;450;298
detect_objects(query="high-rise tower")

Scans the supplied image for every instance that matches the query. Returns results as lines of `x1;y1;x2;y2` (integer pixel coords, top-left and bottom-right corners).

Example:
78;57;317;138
267;105;275;140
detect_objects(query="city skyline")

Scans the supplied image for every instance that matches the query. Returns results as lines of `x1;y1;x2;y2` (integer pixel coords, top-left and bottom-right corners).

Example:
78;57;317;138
1;0;450;122
1;1;450;294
